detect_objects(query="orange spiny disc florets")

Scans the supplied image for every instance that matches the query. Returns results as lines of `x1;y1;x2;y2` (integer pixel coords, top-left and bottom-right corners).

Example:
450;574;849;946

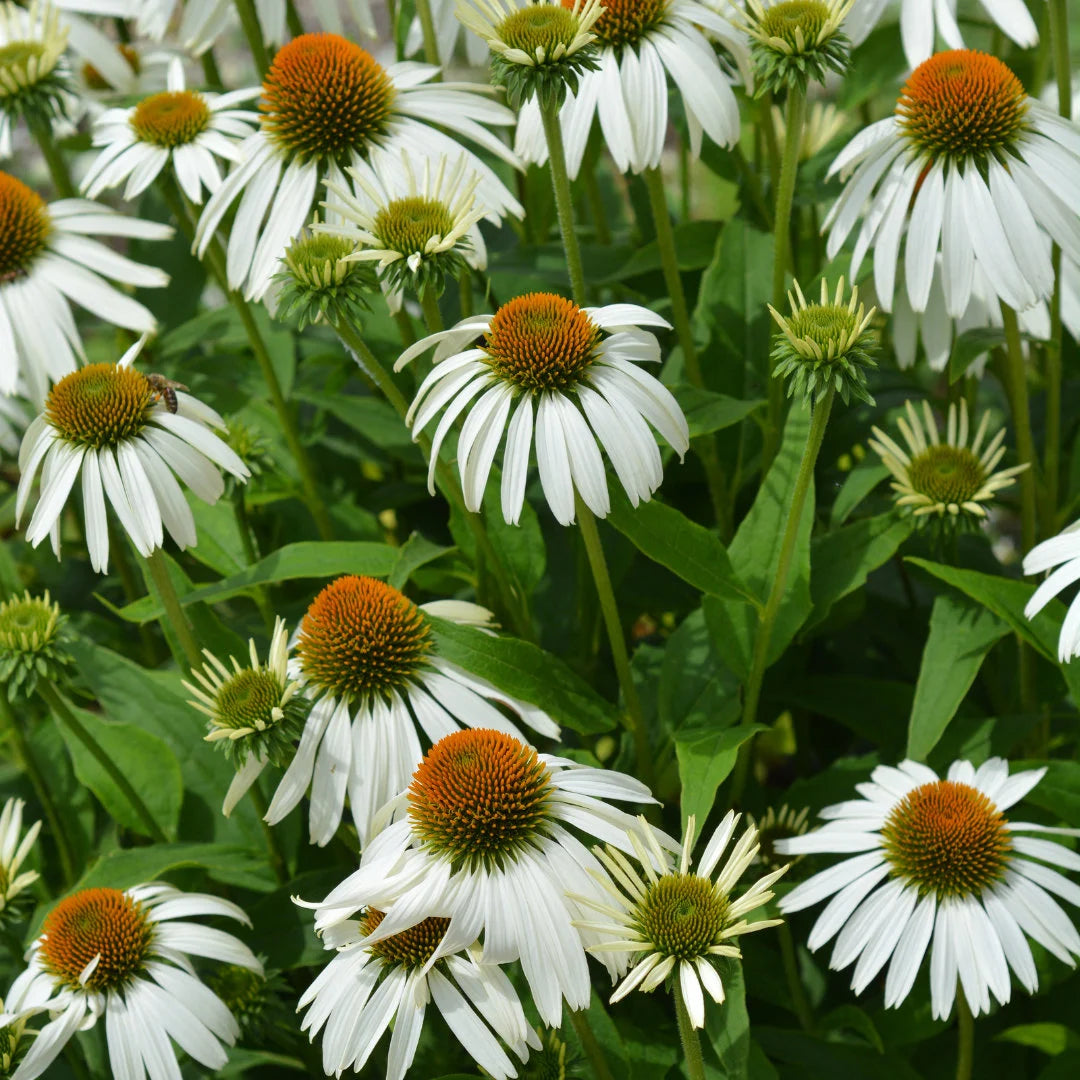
260;34;395;162
295;575;431;701
897;49;1028;160
881;779;1012;899
0;171;50;282
572;0;666;47
46;364;153;449
483;292;600;391
408;729;553;867
130;89;210;148
40;888;153;991
361;908;451;969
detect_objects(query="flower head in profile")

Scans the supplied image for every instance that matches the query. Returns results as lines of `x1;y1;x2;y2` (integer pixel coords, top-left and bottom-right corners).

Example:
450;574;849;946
264;577;560;846
0;171;172;403
748;803;809;870
777;758;1080;1019
398;294;689;525
81;58;260;205
271;225;373;330
825;49;1080;319
184;617;311;817
305;727;669;1026
0;590;72;701
1024;520;1080;662
0;799;41;922
299;907;540;1079
457;0;603;109
870;399;1027;524
0;1;72;158
16;338;250;574
769;277;876;405
578;813;786;1027
727;0;854;95
0;883;261;1080
321;152;489;303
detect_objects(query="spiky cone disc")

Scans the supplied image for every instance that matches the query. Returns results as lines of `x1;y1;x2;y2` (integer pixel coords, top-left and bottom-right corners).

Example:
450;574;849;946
0;589;72;702
272;227;374;330
0;0;72;129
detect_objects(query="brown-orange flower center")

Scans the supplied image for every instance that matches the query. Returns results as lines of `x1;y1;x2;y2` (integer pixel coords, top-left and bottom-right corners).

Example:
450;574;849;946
408;729;553;868
571;0;666;47
295;575;431;701
46;364;153;449
130;89;210;148
260;33;395;162
483;292;600;391
0;171;50;282
897;49;1028;160
40;888;153;991
881;779;1012;898
361;908;451;969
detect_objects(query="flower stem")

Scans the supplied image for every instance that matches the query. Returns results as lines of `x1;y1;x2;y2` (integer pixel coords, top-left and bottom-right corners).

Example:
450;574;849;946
642;164;729;527
730;386;834;806
38;681;168;843
569;1010;617;1080
233;0;271;77
1050;0;1072;123
955;988;974;1080
200;48;224;90
1000;303;1038;551
0;694;76;885
28;114;75;198
393;308;418;347
247;783;288;885
674;979;707;1080
778;920;814;1031
576;496;653;788
540;100;587;306
415;0;440;68
762;85;807;475
419;286;445;333
143;547;203;670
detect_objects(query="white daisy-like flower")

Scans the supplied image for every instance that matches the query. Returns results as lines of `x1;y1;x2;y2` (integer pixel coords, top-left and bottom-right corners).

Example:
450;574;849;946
299;908;540;1079
0;882;261;1080
825;48;1080;319
396;293;690;526
457;0;603;70
305;726;669;1026
195;32;522;302
63;19;169;103
513;0;750;178
0;170;171;403
183;616;310;817
81;58;259;204
0;798;40;914
577;813;786;1028
1024;521;1080;662
264;575;561;847
319;150;490;308
16;337;250;574
776;758;1080;1019
844;0;1037;69
868;399;1027;520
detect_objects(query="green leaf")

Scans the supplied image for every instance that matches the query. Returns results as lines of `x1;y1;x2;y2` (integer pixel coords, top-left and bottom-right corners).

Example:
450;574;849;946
808;514;915;631
659;608;739;733
995;1023;1080;1055
705;959;751;1080
427;616;619;734
606;490;756;604
948;327;1005;384
387;532;453;591
830;462;889;526
296;389;420;455
216;1050;308;1075
906;592;1009;761
56;705;183;840
674;386;764;438
1018;760;1080;826
819;1006;884;1053
603;219;723;281
675;716;761;832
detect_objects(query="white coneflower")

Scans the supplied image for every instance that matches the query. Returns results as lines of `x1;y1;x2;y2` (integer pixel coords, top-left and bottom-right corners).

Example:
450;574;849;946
0;170;172;403
264;576;560;846
0;799;40;915
81;58;259;204
397;293;690;525
184;617;310;817
304;727;669;1026
0;1;72;159
299;910;539;1079
0;590;72;700
843;0;1037;69
825;49;1080;319
0;883;261;1079
513;0;749;178
869;399;1028;521
320;151;490;306
578;813;786;1027
16;337;250;574
195;32;522;302
777;758;1080;1019
1024;522;1080;662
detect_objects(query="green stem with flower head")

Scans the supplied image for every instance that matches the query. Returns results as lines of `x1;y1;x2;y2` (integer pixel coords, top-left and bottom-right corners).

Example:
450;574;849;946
415;0;441;68
576;495;653;788
0;694;76;886
200;49;224;90
763;85;807;475
673;980;707;1080
247;783;288;884
419;287;445;333
731;385;835;806
540;100;587;307
27;114;74;198
642;164;729;529
143;547;203;671
955;988;974;1080
37;681;168;843
233;0;271;77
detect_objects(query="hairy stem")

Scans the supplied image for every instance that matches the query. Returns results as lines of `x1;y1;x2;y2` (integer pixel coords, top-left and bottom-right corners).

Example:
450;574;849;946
674;980;707;1080
540;100;587;306
143;548;202;670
